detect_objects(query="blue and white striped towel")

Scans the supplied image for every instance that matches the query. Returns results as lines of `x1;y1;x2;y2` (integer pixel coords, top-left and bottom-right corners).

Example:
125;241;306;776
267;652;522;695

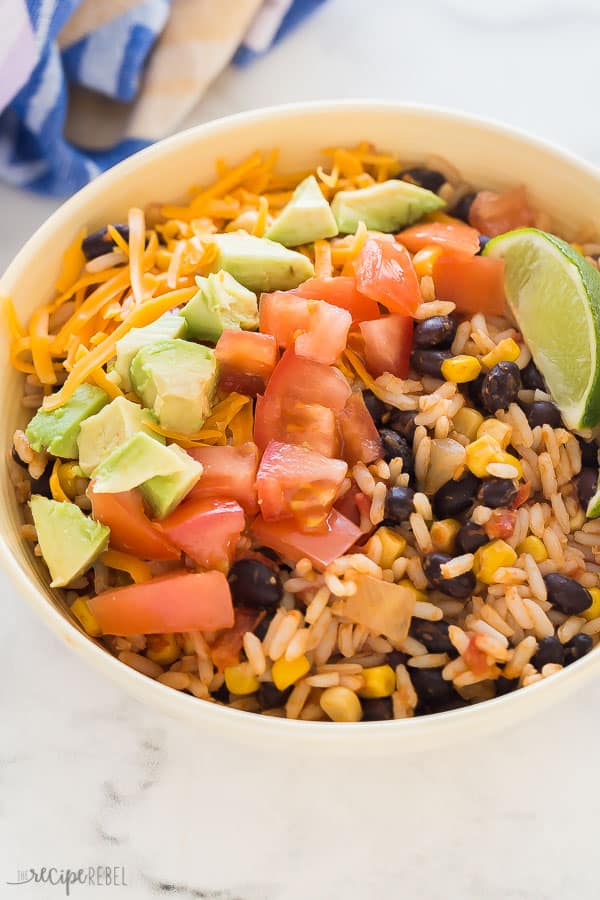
0;0;326;196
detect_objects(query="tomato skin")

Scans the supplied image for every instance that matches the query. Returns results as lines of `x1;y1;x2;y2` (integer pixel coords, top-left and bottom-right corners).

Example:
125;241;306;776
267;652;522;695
259;292;311;346
263;348;351;411
159;497;245;569
256;440;348;526
432;254;506;316
293;276;380;322
211;607;264;671
396;221;480;255
88;483;180;561
215;330;277;396
337;391;382;465
260;293;351;365
354;238;420;315
251;509;361;570
187;442;259;514
359;315;413;378
469;186;534;237
88;571;234;635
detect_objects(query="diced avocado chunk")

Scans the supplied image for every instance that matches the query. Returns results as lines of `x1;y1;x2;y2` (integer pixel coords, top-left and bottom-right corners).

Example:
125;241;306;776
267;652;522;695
129;339;218;434
30;495;109;588
77;396;164;477
265;175;339;247
141;445;203;519
114;313;188;390
93;432;188;494
331;179;445;234
181;270;258;342
208;233;314;293
26;384;109;459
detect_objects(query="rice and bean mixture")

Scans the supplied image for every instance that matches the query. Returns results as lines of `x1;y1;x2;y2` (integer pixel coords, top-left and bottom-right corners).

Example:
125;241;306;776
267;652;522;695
8;144;600;723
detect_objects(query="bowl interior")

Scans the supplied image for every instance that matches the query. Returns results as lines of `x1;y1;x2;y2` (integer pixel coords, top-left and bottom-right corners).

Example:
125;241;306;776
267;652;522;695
3;102;600;744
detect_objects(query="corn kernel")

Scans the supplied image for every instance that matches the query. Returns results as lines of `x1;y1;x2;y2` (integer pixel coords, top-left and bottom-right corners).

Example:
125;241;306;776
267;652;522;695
474;540;517;584
224;663;260;695
441;355;482;384
412;245;443;278
320;686;363;722
481;338;521;369
70;597;101;637
582;587;600;621
398;579;428;603
430;518;461;553
358;665;396;698
517;536;548;563
453;407;484;442
494;451;523;479
370;526;406;569
272;654;311;691
146;633;180;665
58;462;82;499
477;418;512;450
465;434;502;478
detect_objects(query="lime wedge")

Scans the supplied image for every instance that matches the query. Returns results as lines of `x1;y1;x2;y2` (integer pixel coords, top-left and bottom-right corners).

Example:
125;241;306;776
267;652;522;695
484;228;600;429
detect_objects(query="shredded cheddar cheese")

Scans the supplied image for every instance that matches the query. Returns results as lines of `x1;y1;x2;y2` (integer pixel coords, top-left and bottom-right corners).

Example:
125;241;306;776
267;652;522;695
29;306;56;385
107;224;130;257
252;196;269;238
55;228;87;294
101;550;152;583
314;240;333;278
128;207;147;305
50;459;70;503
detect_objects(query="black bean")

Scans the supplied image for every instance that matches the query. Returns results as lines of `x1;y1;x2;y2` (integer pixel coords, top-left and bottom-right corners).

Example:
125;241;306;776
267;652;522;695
387;410;417;441
467;373;486;408
521;360;547;391
361;697;394;721
410;348;452;378
450;191;477;224
576;468;598;509
480;478;518;509
532;636;565;670
254;545;280;563
410;668;466;715
362;390;387;427
212;682;230;703
82;224;129;261
543;573;592;616
522;400;562;429
410;619;455;655
477;235;490;254
578;436;599;468
228;559;283;610
257;681;292;709
456;520;490;554
398;166;446;193
11;447;28;470
378;429;413;474
495;676;519;696
481;362;521;413
433;471;481;519
29;462;53;500
563;633;593;666
384;485;415;524
413;316;457;350
253;610;275;642
386;650;409;669
423;552;476;599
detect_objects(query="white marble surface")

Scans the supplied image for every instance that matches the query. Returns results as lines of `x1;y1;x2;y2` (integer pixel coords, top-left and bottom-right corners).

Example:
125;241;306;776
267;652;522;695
3;1;600;897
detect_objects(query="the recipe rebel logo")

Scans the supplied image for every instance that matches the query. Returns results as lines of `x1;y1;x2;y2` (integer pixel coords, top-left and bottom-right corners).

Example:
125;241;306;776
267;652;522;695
6;866;128;895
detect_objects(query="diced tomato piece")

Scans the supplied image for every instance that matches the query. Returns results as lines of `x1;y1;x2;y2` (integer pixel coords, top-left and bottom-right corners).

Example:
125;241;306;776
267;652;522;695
354;238;420;315
251;509;361;571
259;292;311;346
265;348;351;411
485;508;517;540
215;330;277;396
293;276;380;322
469;186;534;237
396;221;480;255
211;607;264;672
359;315;413;379
510;481;531;509
464;634;491;676
187;442;258;514
88;484;180;561
88;571;233;635
432;254;506;316
159;498;245;569
256;440;348;527
260;293;351;365
337;392;382;466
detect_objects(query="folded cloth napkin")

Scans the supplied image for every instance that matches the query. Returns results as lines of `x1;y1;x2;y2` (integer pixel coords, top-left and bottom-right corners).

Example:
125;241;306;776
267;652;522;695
0;0;326;196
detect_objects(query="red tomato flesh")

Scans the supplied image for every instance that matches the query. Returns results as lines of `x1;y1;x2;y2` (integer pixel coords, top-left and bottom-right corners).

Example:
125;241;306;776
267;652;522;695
215;330;277;396
259;292;312;346
251;509;361;570
256;440;348;527
88;571;234;635
337;391;382;465
255;395;339;458
432;254;506;316
88;484;180;561
354;238;420;315
396;221;481;256
159;497;245;569
260;293;351;365
359;314;413;378
187;442;258;514
469;186;534;237
211;607;264;671
292;276;380;323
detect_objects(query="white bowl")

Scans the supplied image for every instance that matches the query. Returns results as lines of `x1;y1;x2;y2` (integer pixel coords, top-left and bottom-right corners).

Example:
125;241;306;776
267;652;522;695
3;101;600;752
